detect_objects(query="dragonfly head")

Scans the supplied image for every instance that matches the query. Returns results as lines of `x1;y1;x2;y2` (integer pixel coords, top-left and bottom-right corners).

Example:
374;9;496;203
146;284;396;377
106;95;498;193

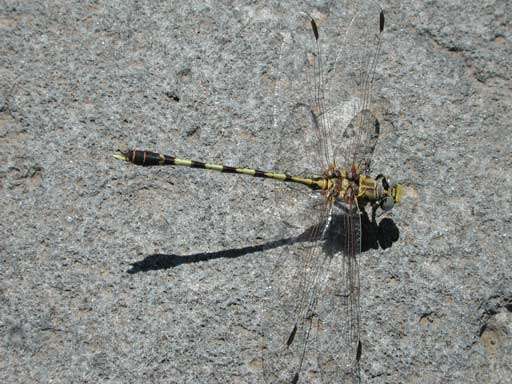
377;176;403;211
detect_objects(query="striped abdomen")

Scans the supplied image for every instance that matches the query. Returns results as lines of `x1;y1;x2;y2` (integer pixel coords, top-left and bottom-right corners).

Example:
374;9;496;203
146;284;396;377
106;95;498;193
114;149;328;190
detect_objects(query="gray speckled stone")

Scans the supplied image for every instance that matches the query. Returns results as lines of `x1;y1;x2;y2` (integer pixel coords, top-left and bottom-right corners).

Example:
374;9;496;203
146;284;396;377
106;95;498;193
1;1;510;383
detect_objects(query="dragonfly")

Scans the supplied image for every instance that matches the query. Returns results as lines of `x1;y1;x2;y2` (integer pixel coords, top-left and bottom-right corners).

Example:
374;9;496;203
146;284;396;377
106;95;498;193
114;2;402;383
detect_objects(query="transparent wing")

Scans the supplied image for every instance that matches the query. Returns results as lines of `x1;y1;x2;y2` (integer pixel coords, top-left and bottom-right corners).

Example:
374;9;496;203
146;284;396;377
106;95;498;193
262;199;363;383
325;2;385;173
262;199;333;383
317;201;362;384
268;1;384;178
262;10;331;240
268;10;331;177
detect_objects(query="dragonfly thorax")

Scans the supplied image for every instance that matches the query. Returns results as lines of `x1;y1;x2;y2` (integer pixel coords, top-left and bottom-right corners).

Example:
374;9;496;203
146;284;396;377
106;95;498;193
321;166;401;211
321;165;359;205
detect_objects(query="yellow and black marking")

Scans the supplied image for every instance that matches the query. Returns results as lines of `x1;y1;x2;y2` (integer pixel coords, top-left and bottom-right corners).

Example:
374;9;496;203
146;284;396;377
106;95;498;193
114;149;329;190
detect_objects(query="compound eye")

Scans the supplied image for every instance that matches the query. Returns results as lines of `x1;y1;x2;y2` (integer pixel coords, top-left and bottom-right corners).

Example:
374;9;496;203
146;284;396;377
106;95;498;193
381;176;390;190
381;196;394;211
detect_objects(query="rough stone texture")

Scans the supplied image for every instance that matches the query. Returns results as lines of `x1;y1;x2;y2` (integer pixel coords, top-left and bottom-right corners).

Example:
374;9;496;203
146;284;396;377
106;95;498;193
1;1;511;383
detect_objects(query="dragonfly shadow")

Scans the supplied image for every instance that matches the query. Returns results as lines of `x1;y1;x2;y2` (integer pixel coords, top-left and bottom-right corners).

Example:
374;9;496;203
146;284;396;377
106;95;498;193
126;237;292;274
127;212;399;274
320;209;399;257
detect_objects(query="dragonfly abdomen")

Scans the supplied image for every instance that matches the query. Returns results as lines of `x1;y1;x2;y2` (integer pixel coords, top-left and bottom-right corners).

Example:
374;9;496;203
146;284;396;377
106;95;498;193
114;149;327;190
